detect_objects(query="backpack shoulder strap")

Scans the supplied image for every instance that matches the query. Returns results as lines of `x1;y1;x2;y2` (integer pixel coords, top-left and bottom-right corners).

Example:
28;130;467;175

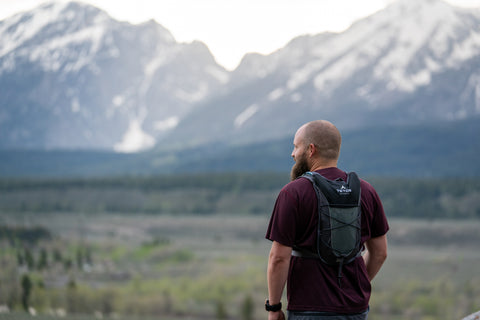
304;171;360;207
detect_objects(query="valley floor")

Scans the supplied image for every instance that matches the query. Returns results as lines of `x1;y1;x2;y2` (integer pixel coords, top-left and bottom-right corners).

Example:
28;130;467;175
1;213;479;320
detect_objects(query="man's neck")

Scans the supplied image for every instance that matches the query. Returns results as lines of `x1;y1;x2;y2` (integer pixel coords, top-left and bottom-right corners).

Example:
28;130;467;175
310;162;338;172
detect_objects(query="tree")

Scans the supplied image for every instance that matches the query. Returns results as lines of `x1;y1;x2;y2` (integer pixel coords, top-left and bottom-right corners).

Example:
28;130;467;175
52;248;63;263
37;248;48;270
21;274;32;312
240;294;254;320
100;289;115;316
16;251;24;266
63;257;73;271
24;248;34;270
76;247;83;270
215;300;228;320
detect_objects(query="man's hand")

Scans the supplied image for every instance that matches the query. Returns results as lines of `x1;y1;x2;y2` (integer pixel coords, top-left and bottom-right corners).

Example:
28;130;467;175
268;310;286;320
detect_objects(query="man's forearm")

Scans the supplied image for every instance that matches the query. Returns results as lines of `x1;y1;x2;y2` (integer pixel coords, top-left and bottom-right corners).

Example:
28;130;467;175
363;235;388;281
267;257;290;303
267;242;292;304
363;250;386;281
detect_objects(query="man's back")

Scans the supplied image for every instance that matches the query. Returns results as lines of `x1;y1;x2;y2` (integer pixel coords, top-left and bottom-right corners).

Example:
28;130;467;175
266;167;389;313
266;120;388;320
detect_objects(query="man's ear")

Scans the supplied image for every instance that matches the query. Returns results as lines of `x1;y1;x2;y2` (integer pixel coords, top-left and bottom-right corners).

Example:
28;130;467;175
308;143;316;157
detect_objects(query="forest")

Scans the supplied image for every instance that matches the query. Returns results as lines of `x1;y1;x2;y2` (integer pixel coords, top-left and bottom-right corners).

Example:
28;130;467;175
0;172;479;219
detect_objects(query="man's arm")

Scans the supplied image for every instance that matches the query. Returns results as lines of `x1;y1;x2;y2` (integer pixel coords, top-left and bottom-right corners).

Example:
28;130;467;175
363;234;388;281
267;241;292;320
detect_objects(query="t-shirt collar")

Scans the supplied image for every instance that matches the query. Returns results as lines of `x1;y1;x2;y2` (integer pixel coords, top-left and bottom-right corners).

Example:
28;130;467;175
315;167;347;181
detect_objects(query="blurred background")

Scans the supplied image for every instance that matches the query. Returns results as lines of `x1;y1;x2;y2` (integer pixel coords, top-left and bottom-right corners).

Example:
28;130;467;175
1;0;480;319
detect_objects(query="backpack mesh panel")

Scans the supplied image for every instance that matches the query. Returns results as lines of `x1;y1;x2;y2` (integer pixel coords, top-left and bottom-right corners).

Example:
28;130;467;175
329;207;360;257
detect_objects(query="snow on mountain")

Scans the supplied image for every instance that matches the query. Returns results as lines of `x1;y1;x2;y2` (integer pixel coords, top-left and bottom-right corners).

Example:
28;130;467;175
0;1;228;152
360;0;479;91
1;2;113;73
1;0;479;154
259;0;480;97
161;0;480;150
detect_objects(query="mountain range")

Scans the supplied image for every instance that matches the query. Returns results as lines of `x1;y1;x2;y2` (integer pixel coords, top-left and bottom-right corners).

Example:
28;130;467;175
165;0;480;148
1;0;479;177
0;1;228;152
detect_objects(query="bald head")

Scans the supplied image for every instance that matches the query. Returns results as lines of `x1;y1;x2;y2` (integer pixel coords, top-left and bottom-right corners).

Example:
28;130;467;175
298;120;341;161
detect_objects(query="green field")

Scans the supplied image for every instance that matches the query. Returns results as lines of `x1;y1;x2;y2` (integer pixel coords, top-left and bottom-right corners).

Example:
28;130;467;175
1;213;479;320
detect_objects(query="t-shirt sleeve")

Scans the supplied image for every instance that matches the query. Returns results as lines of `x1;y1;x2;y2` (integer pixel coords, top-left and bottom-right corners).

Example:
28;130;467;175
265;186;298;247
362;181;389;238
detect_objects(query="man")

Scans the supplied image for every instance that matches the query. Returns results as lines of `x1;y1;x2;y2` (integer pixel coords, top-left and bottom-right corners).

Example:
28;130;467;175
265;120;388;320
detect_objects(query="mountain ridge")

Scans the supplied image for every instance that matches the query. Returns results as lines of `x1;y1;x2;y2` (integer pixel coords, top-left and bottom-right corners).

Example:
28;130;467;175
0;1;227;152
0;0;479;176
161;0;480;150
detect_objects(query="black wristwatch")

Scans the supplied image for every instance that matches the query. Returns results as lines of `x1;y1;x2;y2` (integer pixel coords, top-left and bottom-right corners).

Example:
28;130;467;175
265;300;282;312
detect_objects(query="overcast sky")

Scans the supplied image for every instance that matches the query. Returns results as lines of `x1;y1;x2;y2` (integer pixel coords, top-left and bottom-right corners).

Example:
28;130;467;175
1;0;480;70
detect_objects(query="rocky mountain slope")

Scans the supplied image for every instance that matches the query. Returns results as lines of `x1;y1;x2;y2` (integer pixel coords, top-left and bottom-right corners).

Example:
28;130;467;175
0;0;479;177
0;1;228;152
162;0;480;149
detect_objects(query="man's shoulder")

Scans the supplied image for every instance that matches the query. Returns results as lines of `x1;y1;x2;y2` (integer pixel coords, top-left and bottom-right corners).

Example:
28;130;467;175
277;177;314;200
358;178;378;194
283;176;313;191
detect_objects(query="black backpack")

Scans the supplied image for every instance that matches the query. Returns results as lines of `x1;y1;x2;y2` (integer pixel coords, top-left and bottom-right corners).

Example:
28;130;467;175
293;171;362;286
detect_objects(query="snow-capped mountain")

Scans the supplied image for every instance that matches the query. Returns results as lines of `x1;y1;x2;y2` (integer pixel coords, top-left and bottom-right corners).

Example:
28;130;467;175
161;0;480;149
1;0;479;155
0;1;228;151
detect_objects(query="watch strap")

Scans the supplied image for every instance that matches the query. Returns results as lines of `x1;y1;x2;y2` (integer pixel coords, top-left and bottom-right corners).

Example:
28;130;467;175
265;300;282;312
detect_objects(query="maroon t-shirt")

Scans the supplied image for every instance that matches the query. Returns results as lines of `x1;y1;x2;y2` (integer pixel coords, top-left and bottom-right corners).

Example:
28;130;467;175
265;167;389;313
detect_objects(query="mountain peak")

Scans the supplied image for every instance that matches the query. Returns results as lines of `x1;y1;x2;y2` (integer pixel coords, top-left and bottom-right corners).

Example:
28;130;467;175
333;0;480;93
0;0;227;151
1;0;480;153
362;0;456;26
394;0;445;7
379;0;473;25
0;0;112;62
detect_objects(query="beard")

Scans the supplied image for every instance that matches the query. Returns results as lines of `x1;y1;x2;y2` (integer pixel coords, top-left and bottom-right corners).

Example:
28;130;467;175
290;152;310;181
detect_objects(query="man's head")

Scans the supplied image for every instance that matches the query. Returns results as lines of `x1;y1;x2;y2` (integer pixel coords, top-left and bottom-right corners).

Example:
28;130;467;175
290;120;342;180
